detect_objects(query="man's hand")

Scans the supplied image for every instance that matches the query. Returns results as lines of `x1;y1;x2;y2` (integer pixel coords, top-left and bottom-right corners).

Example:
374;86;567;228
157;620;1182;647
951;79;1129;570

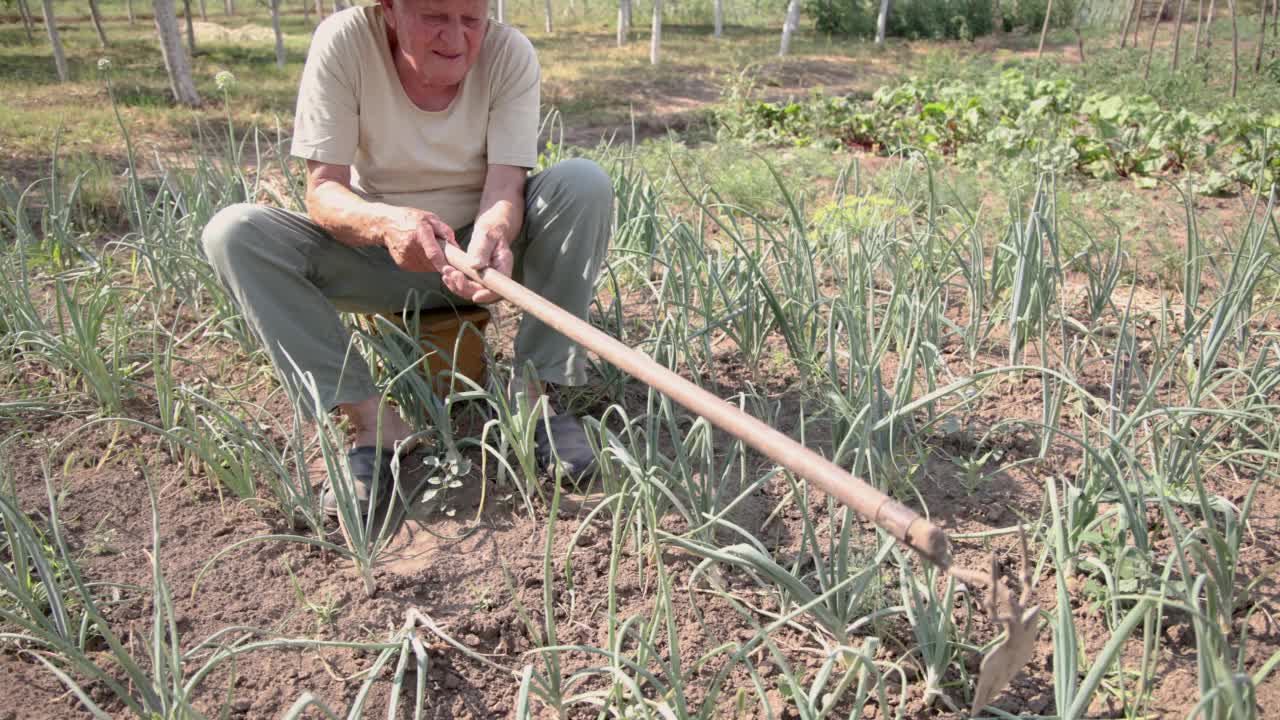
461;224;514;304
303;160;525;305
456;163;527;304
384;207;489;301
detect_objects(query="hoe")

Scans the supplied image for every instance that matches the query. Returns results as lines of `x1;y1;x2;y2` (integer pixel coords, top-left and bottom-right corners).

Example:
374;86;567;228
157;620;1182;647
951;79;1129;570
442;243;1041;714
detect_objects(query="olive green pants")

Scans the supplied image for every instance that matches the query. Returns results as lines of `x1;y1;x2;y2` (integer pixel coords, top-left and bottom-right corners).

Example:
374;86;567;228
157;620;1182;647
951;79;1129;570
201;158;612;409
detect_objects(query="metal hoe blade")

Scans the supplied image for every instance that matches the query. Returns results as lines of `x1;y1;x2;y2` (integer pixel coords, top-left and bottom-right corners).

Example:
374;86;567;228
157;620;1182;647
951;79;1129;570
956;530;1041;716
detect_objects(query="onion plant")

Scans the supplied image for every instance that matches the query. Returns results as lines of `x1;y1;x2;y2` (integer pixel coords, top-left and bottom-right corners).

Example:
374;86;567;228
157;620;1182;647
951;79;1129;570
281;356;419;597
898;553;959;709
2;461;407;717
1155;465;1280;720
5;272;139;415
1004;177;1062;365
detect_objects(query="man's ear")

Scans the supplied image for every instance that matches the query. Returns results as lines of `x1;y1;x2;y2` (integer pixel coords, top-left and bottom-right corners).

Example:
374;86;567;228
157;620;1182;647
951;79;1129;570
376;0;396;25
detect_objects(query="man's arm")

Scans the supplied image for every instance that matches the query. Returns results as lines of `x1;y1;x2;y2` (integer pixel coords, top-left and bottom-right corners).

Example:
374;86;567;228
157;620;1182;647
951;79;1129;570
464;164;528;304
304;160;406;250
304;159;487;299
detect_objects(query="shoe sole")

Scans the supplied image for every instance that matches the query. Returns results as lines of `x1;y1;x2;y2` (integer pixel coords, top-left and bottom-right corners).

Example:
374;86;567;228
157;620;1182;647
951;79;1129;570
321;443;421;518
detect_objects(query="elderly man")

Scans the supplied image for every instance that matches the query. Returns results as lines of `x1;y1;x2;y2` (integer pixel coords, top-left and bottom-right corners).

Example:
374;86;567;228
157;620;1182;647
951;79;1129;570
201;0;612;514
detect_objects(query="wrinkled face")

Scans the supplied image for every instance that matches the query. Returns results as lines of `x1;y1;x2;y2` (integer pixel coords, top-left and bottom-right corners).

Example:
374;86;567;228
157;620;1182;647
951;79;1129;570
381;0;488;89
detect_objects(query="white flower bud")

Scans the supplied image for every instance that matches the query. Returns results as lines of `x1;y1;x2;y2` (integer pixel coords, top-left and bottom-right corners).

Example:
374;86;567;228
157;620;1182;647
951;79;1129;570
215;70;236;92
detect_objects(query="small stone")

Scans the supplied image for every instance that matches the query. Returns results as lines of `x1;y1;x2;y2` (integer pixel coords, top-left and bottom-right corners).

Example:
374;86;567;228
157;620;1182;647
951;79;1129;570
1171;623;1193;647
762;689;786;719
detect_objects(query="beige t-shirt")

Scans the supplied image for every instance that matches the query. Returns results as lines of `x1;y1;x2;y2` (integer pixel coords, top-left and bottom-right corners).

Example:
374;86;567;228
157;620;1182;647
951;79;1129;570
290;6;540;229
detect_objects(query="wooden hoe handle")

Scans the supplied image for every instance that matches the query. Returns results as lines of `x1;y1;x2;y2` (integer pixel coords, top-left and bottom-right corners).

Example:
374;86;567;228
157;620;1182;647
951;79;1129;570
443;244;952;568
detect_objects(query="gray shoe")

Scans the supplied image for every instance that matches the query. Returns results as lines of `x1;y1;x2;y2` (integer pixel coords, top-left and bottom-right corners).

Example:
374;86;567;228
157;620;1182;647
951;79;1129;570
321;447;399;517
534;414;598;482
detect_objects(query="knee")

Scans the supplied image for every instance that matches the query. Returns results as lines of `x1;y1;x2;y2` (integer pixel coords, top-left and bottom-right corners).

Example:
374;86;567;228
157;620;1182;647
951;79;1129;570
200;203;269;271
544;158;614;210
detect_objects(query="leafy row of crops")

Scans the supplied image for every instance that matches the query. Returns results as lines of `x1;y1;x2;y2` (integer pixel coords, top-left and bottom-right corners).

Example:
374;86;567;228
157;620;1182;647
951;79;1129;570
2;77;1280;717
719;68;1280;193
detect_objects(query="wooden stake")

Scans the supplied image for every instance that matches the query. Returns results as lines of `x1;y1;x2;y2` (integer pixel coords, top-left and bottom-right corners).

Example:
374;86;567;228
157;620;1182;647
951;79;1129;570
17;0;36;43
1193;0;1204;61
1121;0;1137;47
1037;0;1055;62
1173;0;1187;69
1144;0;1171;79
1256;0;1271;72
88;0;109;47
1206;0;1216;49
40;0;68;82
1133;0;1147;48
1226;0;1238;96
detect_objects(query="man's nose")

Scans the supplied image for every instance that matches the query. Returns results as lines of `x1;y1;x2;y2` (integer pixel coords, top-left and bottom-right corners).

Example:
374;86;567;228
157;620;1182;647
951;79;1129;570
439;20;463;46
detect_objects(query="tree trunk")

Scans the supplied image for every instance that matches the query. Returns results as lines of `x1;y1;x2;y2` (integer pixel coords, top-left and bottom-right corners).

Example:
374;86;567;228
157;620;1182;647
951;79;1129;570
1226;0;1238;96
154;0;202;106
496;0;505;22
315;0;323;19
714;0;723;38
1256;0;1270;71
199;0;206;20
1073;10;1086;62
1036;0;1055;61
1193;0;1203;60
40;0;69;82
544;0;553;32
1205;0;1215;48
1143;0;1171;78
1172;0;1187;68
270;0;286;66
875;0;891;45
224;0;233;14
16;0;36;43
126;0;136;24
88;0;109;47
779;0;800;55
1120;0;1136;47
1131;0;1146;47
993;0;1002;35
183;0;197;55
302;0;309;24
617;0;629;45
650;0;662;64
